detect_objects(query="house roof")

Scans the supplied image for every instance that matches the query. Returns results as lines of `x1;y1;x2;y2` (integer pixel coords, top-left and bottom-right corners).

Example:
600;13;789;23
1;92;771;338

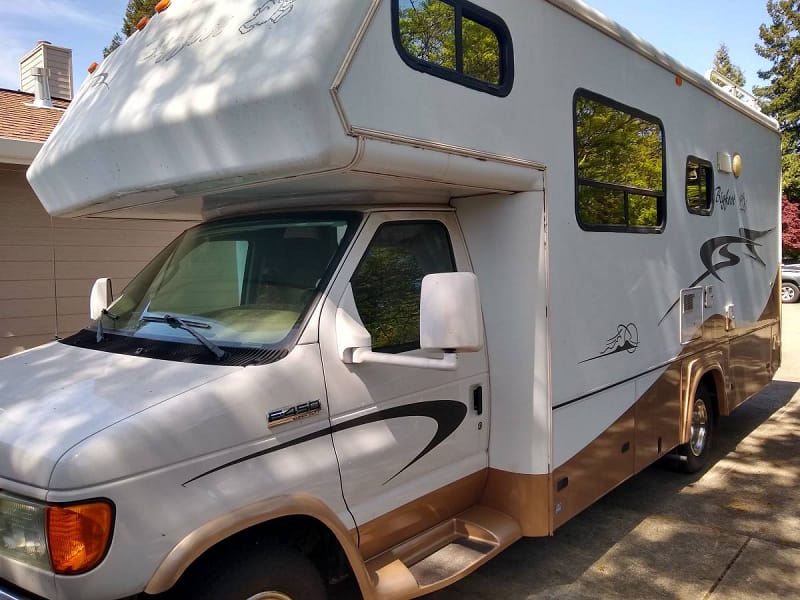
0;88;70;143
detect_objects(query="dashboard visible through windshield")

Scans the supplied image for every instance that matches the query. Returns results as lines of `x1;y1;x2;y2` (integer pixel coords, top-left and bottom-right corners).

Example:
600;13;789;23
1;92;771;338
64;212;360;365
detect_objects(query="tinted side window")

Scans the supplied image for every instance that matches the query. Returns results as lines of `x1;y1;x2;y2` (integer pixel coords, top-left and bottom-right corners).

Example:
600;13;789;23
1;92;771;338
686;157;714;215
393;0;513;96
574;90;666;232
351;221;456;353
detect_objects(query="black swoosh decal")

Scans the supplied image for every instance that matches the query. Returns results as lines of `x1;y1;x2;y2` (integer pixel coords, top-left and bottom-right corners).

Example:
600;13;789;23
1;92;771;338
659;228;773;325
182;399;467;486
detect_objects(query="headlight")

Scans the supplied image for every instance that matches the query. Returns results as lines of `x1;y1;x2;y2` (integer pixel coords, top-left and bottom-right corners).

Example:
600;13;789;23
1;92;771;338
0;493;114;574
0;494;48;570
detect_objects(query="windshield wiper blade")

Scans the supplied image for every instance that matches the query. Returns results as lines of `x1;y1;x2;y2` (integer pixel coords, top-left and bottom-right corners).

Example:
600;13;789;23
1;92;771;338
141;314;227;360
96;309;118;343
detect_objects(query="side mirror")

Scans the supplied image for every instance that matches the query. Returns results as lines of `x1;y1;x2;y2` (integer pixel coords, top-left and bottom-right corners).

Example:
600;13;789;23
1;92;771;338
420;272;483;352
336;273;483;371
89;278;113;320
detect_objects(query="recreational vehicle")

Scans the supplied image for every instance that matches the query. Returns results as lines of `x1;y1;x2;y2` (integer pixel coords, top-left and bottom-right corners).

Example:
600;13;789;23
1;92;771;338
4;0;781;598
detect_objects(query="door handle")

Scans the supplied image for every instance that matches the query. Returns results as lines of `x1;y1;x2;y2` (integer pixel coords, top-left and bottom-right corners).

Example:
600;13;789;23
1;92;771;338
472;385;483;416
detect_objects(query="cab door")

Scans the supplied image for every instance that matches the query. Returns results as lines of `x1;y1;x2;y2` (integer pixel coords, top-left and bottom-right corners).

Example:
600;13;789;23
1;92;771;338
318;210;489;556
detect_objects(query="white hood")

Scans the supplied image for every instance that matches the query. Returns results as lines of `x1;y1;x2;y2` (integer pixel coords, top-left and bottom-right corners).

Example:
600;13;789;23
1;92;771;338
0;342;236;489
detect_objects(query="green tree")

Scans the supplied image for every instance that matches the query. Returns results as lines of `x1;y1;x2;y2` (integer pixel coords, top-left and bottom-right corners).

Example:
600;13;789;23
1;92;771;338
103;0;159;58
711;43;746;86
754;1;800;199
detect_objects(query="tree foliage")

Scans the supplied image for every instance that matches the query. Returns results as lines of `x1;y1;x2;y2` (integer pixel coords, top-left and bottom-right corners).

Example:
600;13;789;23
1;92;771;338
711;44;746;86
103;0;159;58
754;1;800;199
784;196;800;260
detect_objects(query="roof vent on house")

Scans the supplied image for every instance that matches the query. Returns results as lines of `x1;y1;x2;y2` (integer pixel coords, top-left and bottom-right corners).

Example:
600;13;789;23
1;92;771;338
19;41;73;101
30;67;53;108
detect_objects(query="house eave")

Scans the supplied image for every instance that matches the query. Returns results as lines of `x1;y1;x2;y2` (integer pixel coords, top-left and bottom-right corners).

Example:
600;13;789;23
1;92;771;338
0;137;42;165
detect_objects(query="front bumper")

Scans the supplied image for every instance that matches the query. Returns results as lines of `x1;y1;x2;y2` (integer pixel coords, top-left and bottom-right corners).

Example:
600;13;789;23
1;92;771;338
0;580;43;600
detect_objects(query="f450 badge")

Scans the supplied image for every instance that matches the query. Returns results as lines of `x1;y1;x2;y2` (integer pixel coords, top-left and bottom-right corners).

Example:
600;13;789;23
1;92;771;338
268;399;322;427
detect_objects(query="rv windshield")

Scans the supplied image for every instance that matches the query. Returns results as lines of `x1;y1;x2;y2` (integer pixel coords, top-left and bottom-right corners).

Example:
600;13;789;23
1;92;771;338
86;213;358;355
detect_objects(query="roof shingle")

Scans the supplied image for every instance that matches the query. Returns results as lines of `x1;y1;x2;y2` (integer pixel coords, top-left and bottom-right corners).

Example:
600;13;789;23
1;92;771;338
0;88;70;143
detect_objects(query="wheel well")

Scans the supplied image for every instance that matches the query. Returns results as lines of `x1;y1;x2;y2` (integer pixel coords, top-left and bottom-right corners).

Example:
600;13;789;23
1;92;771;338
697;371;721;425
162;515;351;595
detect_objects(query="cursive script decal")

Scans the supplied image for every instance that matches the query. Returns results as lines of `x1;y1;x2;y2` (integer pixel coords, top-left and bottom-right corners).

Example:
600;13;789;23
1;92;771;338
89;72;110;90
659;228;773;324
715;187;747;212
141;18;230;64
580;323;639;363
240;0;296;34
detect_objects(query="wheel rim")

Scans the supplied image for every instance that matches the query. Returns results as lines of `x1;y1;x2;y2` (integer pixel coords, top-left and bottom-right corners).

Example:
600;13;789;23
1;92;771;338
782;285;796;302
689;398;709;457
246;594;293;600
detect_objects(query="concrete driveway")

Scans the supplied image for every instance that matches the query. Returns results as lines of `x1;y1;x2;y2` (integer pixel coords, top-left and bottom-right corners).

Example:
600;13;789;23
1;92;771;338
427;303;800;600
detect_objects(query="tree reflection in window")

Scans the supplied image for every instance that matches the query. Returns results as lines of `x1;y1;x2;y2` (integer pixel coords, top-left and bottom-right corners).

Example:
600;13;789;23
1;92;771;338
686;157;713;215
397;0;504;88
399;0;457;71
351;222;455;353
575;92;665;231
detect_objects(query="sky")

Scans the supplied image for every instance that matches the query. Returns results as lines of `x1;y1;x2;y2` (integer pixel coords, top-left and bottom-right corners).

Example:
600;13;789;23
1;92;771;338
0;0;775;95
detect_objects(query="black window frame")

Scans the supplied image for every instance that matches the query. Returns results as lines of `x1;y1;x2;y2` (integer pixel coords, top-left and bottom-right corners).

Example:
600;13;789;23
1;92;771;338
685;155;714;216
573;89;667;234
391;0;515;97
351;220;457;354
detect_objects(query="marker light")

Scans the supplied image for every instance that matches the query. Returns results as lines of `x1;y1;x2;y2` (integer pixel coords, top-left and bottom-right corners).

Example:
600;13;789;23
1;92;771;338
47;501;114;575
732;153;743;178
136;15;150;30
87;62;98;74
155;0;172;12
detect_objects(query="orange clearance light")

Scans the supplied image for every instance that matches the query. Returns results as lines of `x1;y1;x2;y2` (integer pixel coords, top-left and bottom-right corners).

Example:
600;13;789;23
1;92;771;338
155;0;172;13
87;62;98;74
675;76;683;87
47;501;114;575
136;15;150;30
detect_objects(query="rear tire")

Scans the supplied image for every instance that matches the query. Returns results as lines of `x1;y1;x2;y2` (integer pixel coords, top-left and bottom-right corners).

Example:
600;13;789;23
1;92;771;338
782;281;800;303
677;385;713;473
176;543;327;600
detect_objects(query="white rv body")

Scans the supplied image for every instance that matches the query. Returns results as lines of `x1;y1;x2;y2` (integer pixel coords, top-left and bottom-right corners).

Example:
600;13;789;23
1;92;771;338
3;0;781;599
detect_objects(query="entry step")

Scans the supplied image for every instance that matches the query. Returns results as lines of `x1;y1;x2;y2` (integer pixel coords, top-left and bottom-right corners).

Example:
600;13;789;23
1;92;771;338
365;505;521;599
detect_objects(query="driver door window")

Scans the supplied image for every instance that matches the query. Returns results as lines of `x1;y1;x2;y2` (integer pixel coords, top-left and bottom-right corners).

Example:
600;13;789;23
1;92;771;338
351;221;455;353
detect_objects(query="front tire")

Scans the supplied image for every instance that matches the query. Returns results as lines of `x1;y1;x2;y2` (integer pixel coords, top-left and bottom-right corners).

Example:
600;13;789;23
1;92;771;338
176;544;327;600
677;386;713;473
782;281;800;303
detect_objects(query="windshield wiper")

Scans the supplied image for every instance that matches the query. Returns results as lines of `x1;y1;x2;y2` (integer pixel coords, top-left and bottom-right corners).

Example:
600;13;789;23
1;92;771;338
141;314;227;360
96;309;118;343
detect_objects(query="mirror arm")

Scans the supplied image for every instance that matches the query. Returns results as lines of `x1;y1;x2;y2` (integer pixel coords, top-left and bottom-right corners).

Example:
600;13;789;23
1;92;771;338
350;348;458;371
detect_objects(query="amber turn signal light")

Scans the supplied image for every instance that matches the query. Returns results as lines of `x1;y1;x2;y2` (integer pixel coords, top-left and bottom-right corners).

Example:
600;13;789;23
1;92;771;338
47;501;114;575
87;62;98;74
155;0;172;13
136;15;150;30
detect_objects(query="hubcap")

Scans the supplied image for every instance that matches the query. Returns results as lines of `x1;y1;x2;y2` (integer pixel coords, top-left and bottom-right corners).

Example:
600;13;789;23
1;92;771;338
689;398;708;457
782;285;796;302
246;594;293;600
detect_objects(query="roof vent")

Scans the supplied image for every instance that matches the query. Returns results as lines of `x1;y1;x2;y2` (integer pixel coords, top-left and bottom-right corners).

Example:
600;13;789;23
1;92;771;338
30;67;53;108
